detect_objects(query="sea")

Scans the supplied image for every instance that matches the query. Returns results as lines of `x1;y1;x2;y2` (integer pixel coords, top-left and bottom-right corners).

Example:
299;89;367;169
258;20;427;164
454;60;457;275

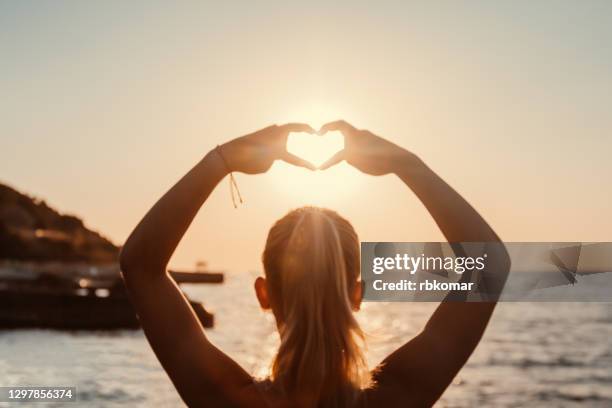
1;270;611;407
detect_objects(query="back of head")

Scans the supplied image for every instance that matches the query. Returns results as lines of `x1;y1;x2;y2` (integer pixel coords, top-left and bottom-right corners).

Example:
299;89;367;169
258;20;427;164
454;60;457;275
262;207;370;408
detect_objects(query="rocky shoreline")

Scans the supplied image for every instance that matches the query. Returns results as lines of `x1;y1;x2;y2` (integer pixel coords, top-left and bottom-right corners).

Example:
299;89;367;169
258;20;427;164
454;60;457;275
0;182;118;263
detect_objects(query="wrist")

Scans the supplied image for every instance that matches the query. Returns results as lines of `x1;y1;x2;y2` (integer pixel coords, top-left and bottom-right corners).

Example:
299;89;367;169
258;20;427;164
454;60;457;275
203;148;230;181
392;150;427;179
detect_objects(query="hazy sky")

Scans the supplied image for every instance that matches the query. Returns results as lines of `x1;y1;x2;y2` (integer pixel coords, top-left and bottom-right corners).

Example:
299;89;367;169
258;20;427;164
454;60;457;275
1;1;611;272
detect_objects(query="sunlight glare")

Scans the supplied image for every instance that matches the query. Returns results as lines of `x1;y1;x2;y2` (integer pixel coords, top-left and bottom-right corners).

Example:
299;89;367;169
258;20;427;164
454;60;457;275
273;105;362;206
269;160;362;207
286;131;344;168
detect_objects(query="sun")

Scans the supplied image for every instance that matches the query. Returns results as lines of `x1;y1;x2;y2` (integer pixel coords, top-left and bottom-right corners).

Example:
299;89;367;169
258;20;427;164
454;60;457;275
270;129;360;206
268;104;363;205
286;131;344;168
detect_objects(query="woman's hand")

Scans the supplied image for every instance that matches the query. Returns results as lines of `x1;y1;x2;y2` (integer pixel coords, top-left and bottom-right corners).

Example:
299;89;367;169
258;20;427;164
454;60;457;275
318;120;416;175
220;123;317;174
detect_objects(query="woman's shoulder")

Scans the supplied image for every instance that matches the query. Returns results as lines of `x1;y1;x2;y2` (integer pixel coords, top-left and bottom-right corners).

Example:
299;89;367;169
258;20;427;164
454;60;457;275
361;369;421;408
362;381;421;407
250;380;386;408
251;376;418;408
249;379;290;408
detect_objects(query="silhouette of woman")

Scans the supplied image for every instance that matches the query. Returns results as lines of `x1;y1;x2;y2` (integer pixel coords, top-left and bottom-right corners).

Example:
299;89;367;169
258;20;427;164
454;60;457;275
120;120;510;407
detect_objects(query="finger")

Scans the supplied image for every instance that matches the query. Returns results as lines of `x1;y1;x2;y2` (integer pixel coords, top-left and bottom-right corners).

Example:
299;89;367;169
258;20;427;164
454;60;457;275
281;152;316;170
318;120;356;135
280;123;316;134
319;150;346;170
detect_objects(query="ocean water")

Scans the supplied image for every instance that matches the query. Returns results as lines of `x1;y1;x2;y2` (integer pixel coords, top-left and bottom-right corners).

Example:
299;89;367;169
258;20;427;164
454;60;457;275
1;271;611;407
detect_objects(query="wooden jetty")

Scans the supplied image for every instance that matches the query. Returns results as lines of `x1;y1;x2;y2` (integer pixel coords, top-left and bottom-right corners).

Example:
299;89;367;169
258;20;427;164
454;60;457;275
170;270;224;284
0;262;223;330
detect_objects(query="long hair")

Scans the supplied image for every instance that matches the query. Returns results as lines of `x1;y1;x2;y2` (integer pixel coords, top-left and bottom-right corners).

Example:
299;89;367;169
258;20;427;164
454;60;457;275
262;207;370;407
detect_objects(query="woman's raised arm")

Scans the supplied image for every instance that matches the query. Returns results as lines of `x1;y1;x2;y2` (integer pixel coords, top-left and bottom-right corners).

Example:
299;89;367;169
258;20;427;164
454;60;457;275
119;123;315;407
319;120;511;407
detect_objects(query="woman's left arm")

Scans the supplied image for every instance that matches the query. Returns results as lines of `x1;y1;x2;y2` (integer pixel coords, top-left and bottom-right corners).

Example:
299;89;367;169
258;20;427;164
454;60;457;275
119;123;314;407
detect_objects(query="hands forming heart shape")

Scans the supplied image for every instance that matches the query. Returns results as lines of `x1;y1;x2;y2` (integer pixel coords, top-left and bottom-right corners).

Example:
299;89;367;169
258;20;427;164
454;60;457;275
219;120;414;177
286;129;344;169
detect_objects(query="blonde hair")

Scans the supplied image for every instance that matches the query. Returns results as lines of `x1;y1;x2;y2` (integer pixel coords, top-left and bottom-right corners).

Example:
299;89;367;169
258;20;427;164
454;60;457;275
262;207;370;408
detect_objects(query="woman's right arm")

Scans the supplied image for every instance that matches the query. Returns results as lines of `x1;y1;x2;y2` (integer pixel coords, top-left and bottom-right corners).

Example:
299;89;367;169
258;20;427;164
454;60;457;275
119;123;315;407
319;120;511;406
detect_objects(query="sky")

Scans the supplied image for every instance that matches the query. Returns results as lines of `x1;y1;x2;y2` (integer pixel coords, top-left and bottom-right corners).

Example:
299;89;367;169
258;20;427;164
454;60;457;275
1;1;611;272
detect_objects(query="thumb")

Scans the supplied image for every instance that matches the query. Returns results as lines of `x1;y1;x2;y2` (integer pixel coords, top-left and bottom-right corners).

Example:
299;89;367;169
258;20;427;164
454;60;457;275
319;150;346;170
281;152;316;171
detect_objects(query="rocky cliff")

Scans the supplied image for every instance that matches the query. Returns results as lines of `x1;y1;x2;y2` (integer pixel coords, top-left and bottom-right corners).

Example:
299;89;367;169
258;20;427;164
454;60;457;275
0;183;118;263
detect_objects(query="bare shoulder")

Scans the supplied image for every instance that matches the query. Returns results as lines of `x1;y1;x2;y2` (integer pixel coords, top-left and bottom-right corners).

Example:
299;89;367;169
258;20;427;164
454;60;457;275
362;380;424;408
235;381;294;408
362;352;435;408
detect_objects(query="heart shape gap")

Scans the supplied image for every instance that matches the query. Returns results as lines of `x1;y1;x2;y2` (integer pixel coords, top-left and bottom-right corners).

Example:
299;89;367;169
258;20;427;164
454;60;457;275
286;131;344;168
